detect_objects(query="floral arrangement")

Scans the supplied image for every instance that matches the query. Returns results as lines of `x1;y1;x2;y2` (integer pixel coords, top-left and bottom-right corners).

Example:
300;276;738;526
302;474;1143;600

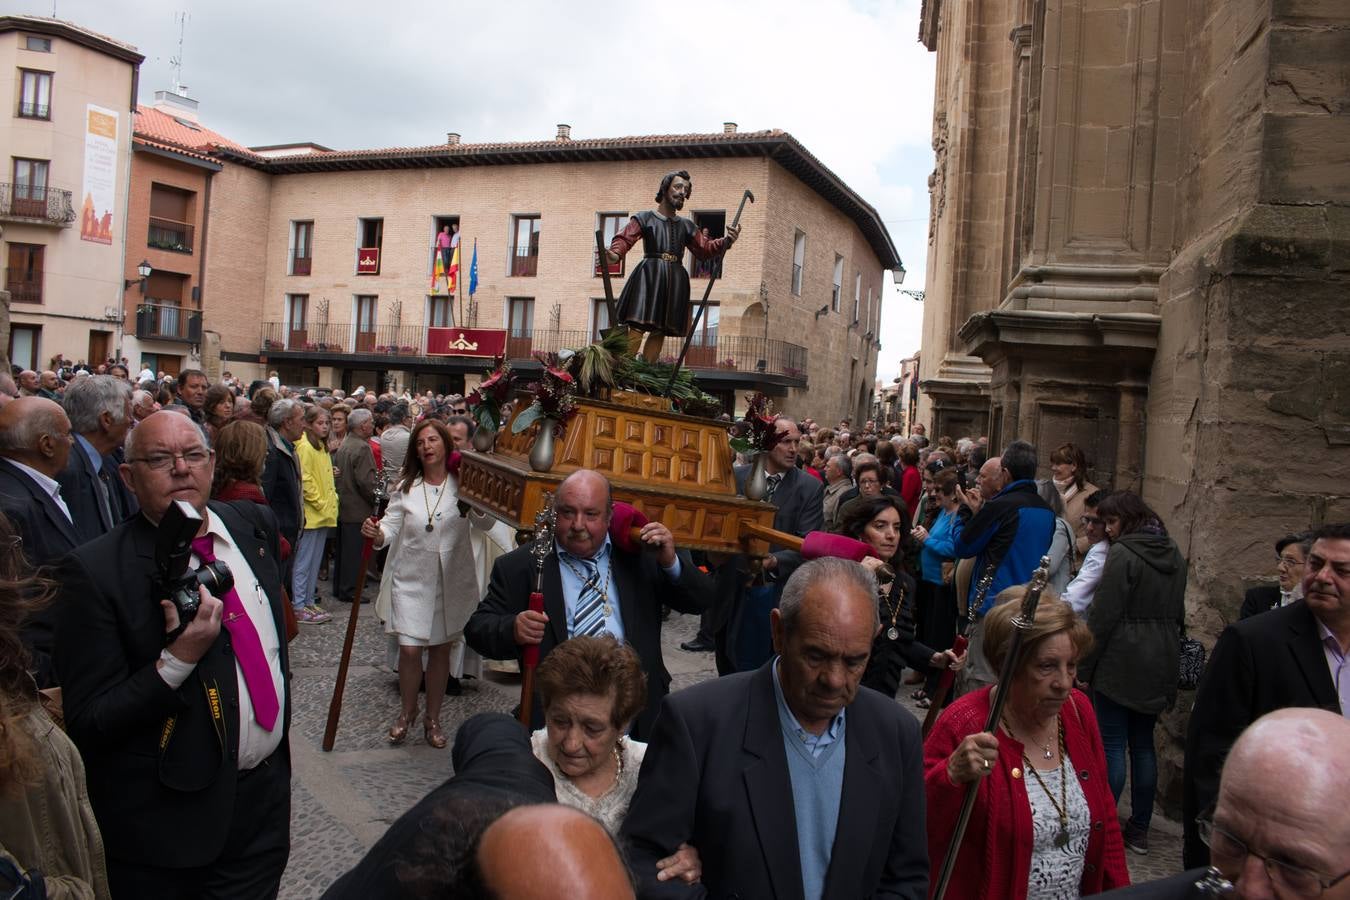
511;351;578;437
727;392;783;456
465;357;514;432
263;339;284;350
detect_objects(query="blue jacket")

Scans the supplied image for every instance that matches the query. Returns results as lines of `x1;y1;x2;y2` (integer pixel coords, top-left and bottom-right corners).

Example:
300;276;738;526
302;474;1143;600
953;479;1055;616
919;507;961;585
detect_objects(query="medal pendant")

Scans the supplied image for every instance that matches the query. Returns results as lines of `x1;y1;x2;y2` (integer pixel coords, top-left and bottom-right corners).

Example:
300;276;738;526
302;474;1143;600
425;522;434;532
886;626;899;641
1053;827;1069;849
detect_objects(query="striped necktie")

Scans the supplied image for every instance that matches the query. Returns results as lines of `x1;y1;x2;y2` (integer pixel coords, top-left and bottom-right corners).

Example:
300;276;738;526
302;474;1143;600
569;554;607;637
766;472;784;501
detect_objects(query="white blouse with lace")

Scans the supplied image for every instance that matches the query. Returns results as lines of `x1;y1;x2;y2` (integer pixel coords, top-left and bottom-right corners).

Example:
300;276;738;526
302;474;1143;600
1024;760;1092;899
530;729;647;834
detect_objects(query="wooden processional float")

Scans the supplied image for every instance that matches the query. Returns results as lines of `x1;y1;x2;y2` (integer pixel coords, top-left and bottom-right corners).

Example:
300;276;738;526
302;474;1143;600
456;389;792;556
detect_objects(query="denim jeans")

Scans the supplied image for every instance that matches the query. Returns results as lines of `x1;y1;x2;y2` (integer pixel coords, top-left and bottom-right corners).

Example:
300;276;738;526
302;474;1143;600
1093;691;1158;829
292;527;334;610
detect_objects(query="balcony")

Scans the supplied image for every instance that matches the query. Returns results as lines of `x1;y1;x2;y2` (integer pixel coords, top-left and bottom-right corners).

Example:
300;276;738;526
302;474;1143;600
291;255;312;276
0;183;75;227
257;324;808;383
136;303;202;344
4;277;41;304
509;246;538;277
147;216;194;253
17;100;50;120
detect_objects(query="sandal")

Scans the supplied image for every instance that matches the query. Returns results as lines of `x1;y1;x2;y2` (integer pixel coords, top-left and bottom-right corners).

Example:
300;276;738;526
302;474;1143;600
424;719;448;749
388;710;417;745
916;697;932;709
911;689;928;701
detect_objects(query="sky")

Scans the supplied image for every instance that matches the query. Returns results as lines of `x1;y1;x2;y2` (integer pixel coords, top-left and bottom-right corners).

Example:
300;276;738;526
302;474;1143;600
31;0;935;378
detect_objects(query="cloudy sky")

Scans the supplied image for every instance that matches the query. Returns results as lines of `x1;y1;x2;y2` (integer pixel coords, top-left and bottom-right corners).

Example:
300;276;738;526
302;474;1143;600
33;0;935;376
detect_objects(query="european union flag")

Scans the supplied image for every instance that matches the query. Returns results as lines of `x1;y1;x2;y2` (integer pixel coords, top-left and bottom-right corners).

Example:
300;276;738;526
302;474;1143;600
469;239;479;297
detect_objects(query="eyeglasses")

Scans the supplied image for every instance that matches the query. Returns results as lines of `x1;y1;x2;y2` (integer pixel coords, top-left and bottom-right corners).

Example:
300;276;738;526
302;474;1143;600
1198;813;1350;897
1276;555;1305;569
127;449;213;471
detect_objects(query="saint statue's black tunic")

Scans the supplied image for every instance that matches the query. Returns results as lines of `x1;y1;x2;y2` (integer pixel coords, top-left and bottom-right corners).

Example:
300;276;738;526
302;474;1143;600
609;210;730;337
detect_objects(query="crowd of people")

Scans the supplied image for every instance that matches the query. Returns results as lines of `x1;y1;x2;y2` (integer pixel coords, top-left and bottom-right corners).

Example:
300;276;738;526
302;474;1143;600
0;364;1345;900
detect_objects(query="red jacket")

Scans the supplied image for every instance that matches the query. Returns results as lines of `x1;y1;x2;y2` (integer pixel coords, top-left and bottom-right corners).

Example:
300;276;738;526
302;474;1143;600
900;464;922;517
924;686;1129;900
213;480;291;560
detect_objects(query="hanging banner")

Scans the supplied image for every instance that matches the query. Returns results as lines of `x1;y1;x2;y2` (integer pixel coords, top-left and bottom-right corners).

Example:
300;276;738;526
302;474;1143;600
80;104;118;244
426;327;507;359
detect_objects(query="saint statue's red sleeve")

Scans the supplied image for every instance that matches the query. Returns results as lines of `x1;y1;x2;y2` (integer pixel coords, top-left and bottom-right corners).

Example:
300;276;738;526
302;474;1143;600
687;226;731;260
607;217;643;258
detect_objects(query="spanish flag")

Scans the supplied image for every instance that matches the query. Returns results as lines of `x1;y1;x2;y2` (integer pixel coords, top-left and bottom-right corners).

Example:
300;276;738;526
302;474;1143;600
447;244;460;294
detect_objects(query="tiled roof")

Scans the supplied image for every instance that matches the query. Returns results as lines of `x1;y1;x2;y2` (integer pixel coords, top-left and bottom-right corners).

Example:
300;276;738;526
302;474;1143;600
211;129;900;268
0;15;143;64
134;106;251;155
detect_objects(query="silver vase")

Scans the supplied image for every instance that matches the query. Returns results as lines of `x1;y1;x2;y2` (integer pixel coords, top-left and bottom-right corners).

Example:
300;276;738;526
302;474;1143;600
529;418;557;472
471;425;496;453
744;454;769;500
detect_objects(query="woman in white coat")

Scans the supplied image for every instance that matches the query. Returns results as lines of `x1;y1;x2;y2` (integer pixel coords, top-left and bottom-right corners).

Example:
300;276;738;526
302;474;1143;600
361;418;479;748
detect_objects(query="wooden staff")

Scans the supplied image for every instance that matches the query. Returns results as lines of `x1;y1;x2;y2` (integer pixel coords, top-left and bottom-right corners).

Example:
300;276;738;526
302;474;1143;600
932;557;1051;900
322;469;389;752
518;501;556;728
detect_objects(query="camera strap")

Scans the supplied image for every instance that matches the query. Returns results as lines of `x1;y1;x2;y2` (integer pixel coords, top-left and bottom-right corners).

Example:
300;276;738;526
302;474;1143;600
203;678;227;750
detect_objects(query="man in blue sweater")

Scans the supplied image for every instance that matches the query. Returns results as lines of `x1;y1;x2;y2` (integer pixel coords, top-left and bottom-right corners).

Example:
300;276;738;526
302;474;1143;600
622;557;928;900
952;439;1055;688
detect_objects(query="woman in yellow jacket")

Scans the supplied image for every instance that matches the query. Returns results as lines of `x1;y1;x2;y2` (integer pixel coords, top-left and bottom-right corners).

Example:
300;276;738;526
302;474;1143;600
293;404;338;623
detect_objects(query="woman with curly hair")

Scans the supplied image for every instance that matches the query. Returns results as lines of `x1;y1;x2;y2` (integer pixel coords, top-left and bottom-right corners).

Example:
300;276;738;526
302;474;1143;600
0;513;109;897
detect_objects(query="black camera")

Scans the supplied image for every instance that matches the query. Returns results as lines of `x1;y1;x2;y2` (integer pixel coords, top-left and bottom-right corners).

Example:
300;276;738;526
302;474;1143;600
154;499;234;632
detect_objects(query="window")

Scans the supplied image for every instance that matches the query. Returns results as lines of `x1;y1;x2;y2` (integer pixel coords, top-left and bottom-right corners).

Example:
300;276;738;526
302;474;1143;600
357;218;383;274
8;324;39;371
685;302;720;367
17;69;51;119
290;221;313;275
509;215;540;277
832;255;844;311
853;272;862;324
354;295;378;351
5;242;43;303
691;211;726;279
148;183;194;253
11;158;48;217
286;294;308;349
596;213;627;276
590;298;611;341
791;230;806;296
24;36;52;53
431;215;460;274
866;287;874;333
428;295;454;328
507;296;534;358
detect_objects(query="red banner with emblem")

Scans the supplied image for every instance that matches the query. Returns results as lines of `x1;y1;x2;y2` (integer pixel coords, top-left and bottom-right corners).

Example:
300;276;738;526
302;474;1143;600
425;327;507;358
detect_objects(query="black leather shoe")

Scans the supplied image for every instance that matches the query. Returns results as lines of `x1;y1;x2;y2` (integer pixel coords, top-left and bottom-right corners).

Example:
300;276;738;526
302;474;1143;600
680;637;715;653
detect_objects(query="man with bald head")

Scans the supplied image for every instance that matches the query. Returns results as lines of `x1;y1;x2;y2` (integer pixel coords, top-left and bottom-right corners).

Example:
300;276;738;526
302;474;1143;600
17;369;40;396
478;805;635;899
1102;708;1350;897
623;558;928;899
465;469;712;738
0;396;78;684
54;410;292;897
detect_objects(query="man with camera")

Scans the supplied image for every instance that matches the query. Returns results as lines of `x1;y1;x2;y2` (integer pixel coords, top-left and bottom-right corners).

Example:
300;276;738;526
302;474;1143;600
54;411;292;898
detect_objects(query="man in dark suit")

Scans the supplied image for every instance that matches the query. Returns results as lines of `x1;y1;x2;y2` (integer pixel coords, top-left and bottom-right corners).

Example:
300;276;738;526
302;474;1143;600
465;470;711;740
706;417;823;672
57;374;138;544
1182;522;1349;868
333;408;377;603
622;557;928;900
1238;531;1312;619
0;396;79;686
55;411;292;898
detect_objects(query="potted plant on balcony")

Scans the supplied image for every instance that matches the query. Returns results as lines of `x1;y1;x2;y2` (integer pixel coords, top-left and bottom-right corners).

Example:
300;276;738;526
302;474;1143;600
398;345;417;355
264;338;284;351
727;392;783;501
511;352;578;472
465;357;514;452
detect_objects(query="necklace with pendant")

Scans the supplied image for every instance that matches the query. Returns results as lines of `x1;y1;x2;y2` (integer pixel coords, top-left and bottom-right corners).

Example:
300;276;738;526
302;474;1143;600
422;478;446;532
880;581;906;641
1004;713;1056;760
1021;717;1070;848
560;553;614;618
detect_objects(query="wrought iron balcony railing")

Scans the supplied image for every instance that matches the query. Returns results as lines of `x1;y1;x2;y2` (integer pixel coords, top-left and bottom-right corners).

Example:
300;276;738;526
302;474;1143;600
0;183;75;226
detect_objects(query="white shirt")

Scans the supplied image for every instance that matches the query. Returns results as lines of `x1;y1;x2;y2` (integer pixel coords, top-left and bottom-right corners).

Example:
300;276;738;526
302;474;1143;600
6;458;72;523
157;511;286;769
137;367;154;383
1063;540;1108;615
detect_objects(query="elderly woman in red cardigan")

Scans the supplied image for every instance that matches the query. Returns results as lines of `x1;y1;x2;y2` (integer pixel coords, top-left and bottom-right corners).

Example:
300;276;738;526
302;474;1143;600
924;590;1129;899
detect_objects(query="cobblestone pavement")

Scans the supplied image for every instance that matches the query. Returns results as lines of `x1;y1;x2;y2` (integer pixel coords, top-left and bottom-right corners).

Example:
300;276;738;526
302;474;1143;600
281;582;1184;897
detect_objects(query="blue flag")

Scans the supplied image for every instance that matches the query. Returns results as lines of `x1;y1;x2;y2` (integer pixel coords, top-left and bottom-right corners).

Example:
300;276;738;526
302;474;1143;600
469;239;479;297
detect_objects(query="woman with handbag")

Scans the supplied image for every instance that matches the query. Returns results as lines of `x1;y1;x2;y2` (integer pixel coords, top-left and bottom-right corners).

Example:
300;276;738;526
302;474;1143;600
1077;491;1187;858
909;466;964;708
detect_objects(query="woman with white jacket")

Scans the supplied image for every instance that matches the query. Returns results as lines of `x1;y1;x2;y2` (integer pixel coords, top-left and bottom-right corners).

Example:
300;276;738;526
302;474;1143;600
361;418;483;748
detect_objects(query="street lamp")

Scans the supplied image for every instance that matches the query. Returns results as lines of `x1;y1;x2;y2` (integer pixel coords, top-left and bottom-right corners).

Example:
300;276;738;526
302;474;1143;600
125;260;151;293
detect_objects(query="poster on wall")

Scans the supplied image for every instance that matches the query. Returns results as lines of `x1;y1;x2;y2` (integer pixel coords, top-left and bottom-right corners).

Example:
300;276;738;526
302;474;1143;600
79;104;118;244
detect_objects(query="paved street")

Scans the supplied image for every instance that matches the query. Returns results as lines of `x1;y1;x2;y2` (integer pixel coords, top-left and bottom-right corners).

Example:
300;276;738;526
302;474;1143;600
281;581;1185;898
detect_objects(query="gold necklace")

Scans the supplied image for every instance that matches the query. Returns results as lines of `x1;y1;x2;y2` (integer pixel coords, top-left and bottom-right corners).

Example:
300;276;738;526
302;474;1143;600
1022;718;1070;849
559;552;614;618
1003;713;1057;761
422;477;446;532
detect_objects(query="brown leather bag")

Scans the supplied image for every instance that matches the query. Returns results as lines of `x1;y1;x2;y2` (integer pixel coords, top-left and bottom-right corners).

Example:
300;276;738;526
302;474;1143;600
281;588;299;643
